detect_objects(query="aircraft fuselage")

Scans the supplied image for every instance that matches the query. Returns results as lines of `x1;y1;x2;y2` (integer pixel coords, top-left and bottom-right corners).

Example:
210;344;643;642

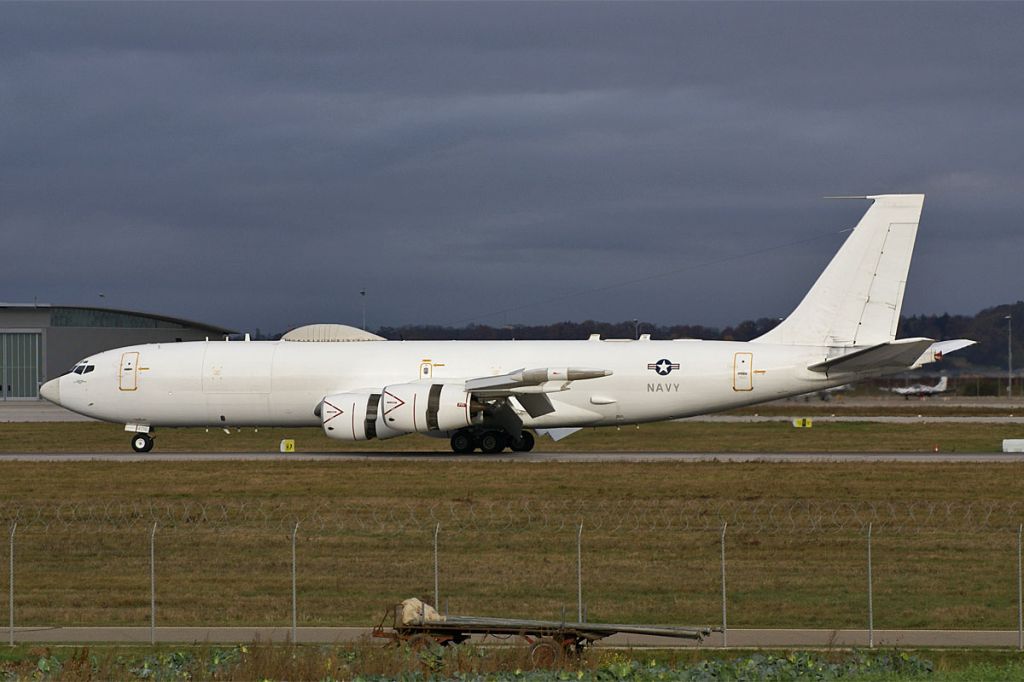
47;337;840;430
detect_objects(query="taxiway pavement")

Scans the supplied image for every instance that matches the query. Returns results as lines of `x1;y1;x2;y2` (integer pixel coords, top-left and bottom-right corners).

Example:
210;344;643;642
2;451;1023;462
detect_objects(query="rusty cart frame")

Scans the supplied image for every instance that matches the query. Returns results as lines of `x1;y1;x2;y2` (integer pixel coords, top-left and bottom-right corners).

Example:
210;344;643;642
373;603;712;665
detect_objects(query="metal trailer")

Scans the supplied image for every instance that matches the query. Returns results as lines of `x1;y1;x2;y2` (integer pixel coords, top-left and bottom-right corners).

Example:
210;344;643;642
372;603;712;665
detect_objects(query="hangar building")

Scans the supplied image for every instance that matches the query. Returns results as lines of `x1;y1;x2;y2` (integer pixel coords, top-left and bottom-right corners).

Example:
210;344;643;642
0;304;234;400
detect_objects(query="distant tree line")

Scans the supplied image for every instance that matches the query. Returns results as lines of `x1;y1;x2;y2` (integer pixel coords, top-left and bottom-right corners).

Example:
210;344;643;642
258;301;1020;372
371;301;1022;371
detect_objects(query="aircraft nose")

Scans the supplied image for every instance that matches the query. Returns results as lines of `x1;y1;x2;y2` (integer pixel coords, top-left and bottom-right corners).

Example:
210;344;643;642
39;378;61;406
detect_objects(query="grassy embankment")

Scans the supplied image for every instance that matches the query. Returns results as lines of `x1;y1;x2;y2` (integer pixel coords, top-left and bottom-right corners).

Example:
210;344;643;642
0;457;1022;631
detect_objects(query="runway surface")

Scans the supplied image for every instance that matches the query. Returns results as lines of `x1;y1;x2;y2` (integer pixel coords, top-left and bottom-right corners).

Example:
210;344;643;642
691;415;1024;424
2;451;1023;462
7;626;1023;648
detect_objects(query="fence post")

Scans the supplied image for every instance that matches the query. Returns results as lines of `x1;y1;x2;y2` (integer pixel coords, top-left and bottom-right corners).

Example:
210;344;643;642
291;522;299;643
1018;524;1022;652
577;522;584;622
8;523;15;646
434;522;440;610
867;523;874;649
720;522;728;647
150;522;157;645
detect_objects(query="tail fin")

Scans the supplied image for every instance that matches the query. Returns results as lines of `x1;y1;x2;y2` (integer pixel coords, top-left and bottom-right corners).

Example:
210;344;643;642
934;376;948;392
753;194;924;347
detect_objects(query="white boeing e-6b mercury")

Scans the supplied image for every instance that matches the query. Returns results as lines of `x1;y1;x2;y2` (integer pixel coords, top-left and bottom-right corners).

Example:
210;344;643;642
41;194;974;454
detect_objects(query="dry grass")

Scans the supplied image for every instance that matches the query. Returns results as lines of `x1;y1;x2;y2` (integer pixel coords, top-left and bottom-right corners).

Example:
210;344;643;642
0;419;1021;453
0;460;1022;631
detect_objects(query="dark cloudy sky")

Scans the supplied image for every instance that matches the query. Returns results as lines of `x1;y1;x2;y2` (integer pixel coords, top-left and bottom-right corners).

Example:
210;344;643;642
3;2;1022;334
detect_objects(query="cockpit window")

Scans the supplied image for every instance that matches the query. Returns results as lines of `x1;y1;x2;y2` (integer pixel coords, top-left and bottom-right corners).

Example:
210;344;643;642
70;362;95;375
83;365;95;374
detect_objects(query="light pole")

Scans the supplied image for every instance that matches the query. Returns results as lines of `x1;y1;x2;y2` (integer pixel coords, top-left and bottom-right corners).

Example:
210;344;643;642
360;289;367;331
1007;314;1013;398
633;319;641;340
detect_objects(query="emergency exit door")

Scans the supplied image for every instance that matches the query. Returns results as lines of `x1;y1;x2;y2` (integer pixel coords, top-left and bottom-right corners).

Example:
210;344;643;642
119;352;139;391
733;352;753;391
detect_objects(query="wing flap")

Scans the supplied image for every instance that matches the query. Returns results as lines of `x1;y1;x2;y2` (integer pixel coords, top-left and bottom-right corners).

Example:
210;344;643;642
535;427;582;441
514;394;556;418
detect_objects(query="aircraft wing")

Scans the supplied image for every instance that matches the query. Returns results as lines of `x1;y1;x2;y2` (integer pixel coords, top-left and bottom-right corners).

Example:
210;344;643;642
465;367;612;396
465;367;612;420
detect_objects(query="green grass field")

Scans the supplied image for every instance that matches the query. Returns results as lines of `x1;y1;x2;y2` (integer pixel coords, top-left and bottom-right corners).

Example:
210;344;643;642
0;450;1023;631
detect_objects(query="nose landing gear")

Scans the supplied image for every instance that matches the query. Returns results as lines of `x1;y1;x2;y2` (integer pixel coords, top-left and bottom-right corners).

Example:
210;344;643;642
130;432;154;453
449;428;535;454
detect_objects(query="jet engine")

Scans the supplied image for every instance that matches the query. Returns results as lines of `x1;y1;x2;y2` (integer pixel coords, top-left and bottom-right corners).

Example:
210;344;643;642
320;383;474;441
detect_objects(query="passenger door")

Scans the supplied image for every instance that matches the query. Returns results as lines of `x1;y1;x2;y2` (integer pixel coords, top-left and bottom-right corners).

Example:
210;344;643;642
119;352;139;391
733;352;753;391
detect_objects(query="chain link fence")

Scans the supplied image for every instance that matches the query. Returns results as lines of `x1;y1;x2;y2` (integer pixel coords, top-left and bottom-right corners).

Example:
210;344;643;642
1;500;1022;642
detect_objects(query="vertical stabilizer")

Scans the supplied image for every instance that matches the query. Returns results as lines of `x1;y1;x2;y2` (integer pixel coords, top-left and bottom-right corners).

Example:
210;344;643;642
753;194;924;347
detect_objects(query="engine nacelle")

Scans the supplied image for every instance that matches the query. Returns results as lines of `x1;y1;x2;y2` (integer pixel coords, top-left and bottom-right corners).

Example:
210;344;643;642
320;392;384;441
378;382;473;434
320;383;472;441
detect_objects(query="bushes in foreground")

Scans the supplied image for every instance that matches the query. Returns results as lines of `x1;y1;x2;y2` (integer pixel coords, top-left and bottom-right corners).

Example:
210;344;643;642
2;643;1020;681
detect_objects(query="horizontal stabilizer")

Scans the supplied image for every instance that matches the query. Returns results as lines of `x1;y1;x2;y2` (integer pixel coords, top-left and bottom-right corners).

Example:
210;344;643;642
913;339;976;367
808;337;934;374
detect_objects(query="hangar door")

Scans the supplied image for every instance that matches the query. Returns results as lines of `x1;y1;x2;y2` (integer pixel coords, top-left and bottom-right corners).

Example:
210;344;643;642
0;332;42;399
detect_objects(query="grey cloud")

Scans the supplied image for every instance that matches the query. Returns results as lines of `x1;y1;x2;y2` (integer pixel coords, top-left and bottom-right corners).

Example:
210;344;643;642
2;2;1022;332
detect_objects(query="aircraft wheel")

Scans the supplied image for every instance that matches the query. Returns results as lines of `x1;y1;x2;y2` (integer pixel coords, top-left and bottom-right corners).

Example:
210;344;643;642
130;433;154;453
528;638;563;667
509;431;535;452
479;430;505;454
450;430;475;454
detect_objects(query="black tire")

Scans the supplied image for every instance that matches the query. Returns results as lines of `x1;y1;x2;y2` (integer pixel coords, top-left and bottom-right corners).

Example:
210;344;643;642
509;431;535;452
479;430;505;454
131;433;154;453
406;633;440;652
450;430;475;454
528;638;563;667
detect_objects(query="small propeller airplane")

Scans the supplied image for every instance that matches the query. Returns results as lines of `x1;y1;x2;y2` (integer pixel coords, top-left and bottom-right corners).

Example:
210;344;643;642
882;376;950;399
41;194;975;453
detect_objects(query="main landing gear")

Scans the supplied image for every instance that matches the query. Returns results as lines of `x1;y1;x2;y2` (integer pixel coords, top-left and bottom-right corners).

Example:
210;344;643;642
450;428;535;454
130;432;154;453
